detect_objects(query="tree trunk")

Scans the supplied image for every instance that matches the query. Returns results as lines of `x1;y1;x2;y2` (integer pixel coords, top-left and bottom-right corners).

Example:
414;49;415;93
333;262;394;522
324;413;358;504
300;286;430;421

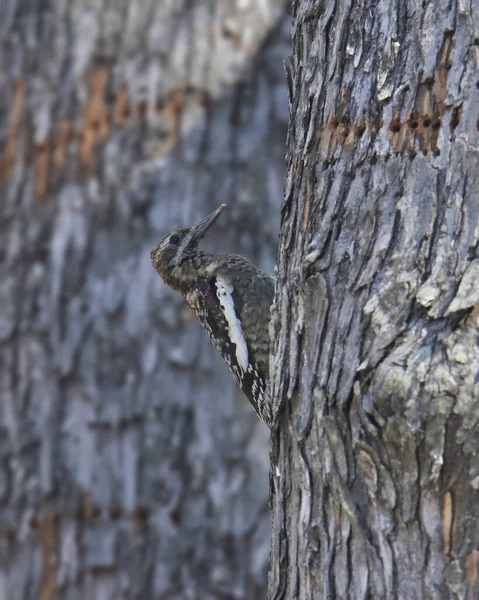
270;1;479;598
0;2;289;598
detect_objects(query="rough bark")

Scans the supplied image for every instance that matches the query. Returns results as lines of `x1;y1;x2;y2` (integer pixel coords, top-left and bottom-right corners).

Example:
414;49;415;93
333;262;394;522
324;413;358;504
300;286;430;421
270;1;479;598
0;2;289;598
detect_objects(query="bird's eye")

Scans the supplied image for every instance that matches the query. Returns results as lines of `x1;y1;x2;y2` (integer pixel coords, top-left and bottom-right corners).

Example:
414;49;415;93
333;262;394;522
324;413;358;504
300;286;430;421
169;234;181;245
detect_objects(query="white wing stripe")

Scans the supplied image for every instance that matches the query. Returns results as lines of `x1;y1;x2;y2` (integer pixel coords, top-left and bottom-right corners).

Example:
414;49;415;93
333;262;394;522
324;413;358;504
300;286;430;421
215;276;249;373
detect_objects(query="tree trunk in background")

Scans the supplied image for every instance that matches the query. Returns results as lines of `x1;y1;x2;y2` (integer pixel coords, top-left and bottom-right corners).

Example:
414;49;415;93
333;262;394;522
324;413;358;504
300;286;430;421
0;2;289;598
270;0;479;598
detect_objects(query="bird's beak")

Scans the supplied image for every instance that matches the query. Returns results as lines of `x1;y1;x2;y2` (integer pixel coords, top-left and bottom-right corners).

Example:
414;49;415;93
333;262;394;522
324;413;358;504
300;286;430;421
190;204;226;242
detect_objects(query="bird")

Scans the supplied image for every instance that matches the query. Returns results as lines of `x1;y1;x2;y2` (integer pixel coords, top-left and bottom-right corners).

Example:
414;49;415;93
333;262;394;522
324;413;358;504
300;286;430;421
150;204;274;427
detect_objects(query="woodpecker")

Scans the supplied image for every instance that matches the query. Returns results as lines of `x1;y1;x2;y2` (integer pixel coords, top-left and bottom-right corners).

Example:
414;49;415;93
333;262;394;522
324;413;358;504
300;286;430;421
151;204;274;427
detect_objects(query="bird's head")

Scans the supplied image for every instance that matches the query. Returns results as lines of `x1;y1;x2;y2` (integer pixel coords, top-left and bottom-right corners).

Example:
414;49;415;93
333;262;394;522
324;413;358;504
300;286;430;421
151;204;226;280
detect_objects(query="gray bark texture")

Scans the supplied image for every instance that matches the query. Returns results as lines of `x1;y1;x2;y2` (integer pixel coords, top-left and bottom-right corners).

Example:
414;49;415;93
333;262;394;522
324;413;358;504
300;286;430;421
0;2;289;599
269;0;479;598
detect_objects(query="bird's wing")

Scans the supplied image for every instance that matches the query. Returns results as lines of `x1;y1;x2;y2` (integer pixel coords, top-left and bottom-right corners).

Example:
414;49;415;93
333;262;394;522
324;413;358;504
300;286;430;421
214;275;250;373
212;262;274;425
189;260;273;425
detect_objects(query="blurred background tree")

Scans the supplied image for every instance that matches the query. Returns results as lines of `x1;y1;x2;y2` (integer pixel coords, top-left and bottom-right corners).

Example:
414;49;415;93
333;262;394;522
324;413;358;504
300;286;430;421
0;2;289;598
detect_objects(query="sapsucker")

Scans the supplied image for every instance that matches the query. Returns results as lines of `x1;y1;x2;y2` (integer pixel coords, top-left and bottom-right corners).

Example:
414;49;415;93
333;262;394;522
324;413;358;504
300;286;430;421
150;204;274;427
